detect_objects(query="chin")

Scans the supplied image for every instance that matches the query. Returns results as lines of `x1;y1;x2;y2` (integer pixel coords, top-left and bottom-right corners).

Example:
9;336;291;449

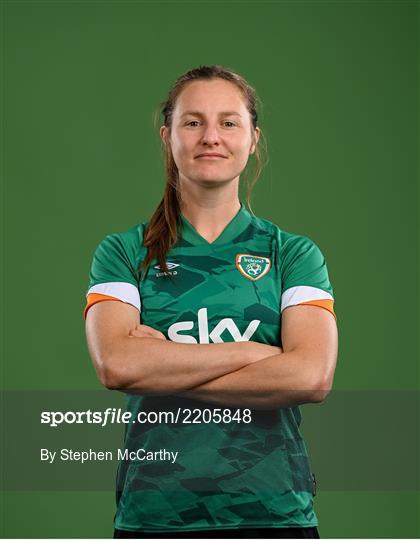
197;174;238;186
179;168;241;187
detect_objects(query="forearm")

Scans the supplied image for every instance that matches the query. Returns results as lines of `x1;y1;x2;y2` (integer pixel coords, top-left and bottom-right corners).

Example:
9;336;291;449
177;350;328;409
104;337;254;394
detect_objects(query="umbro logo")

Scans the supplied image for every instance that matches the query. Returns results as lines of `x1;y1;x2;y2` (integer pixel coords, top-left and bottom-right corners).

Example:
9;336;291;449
154;262;179;271
154;261;179;277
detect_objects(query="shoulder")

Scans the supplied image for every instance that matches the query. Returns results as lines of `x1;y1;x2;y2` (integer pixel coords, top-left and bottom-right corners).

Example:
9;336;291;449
96;222;147;255
249;212;321;255
90;222;150;276
247;212;279;237
250;217;336;314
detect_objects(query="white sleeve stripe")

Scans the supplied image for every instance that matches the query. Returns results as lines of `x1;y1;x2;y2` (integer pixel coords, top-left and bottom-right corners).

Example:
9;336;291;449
281;285;333;312
87;282;141;311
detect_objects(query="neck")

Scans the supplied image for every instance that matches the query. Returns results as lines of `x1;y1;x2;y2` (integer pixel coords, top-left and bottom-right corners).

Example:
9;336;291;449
178;178;241;242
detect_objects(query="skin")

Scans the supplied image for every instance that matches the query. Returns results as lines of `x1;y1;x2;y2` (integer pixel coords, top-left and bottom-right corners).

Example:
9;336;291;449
85;78;338;408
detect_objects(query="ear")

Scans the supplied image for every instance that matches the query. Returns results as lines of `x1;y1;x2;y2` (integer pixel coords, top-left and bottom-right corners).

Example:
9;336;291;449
250;127;260;155
160;125;168;144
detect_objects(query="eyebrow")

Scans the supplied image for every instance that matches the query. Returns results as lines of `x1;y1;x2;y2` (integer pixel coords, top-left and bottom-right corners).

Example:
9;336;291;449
180;111;242;118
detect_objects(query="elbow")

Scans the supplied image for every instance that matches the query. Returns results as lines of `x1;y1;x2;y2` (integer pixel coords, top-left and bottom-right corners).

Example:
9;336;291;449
100;372;121;391
309;374;333;403
310;386;331;403
97;364;121;390
95;355;149;393
95;356;127;391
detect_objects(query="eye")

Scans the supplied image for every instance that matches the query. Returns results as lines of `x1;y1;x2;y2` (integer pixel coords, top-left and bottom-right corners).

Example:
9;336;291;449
184;120;237;128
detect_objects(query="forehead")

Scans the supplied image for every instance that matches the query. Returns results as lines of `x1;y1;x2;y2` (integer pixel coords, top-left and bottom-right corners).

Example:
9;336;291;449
174;79;247;116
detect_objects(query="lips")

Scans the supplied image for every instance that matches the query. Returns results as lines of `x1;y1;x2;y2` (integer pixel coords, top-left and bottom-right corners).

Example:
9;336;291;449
195;153;227;158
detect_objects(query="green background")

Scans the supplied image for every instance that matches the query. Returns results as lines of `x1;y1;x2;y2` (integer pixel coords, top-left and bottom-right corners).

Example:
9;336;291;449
2;0;419;537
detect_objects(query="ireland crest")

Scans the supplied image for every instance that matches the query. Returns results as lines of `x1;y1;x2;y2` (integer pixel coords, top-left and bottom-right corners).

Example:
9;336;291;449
236;254;271;281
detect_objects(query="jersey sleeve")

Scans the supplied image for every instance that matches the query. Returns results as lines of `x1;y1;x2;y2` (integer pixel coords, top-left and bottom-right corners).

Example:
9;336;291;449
280;234;336;320
84;233;141;319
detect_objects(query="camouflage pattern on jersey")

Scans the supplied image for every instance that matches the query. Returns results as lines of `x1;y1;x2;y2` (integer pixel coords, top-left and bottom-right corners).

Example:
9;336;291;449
115;395;316;531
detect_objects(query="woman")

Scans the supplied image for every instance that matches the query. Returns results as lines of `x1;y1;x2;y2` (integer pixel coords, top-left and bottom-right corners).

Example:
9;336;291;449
84;64;338;539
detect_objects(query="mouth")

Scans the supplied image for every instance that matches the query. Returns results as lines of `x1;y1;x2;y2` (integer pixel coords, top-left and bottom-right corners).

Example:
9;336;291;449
196;156;226;160
195;153;228;159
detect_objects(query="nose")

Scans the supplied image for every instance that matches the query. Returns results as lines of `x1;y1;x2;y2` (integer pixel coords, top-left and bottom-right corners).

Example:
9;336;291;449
201;123;221;145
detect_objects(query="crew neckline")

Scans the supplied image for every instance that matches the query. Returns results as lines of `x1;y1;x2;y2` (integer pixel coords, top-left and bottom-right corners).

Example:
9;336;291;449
179;202;251;246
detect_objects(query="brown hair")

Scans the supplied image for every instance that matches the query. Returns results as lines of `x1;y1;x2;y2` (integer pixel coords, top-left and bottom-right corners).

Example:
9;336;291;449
140;64;267;278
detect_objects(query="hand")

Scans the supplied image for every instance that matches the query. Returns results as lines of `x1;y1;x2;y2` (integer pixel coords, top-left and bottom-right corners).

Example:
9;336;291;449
129;324;167;340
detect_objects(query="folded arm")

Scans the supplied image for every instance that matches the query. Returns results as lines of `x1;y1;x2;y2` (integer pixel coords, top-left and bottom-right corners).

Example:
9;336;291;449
176;305;338;409
85;301;282;394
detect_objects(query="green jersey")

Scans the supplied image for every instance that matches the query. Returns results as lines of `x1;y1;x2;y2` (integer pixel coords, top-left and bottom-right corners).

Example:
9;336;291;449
84;202;335;533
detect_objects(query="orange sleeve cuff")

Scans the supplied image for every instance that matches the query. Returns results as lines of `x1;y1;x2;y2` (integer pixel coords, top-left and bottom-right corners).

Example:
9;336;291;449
84;293;123;320
299;299;336;320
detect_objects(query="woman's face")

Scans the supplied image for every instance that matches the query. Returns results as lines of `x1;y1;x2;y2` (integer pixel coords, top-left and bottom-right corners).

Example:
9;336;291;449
161;79;260;188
